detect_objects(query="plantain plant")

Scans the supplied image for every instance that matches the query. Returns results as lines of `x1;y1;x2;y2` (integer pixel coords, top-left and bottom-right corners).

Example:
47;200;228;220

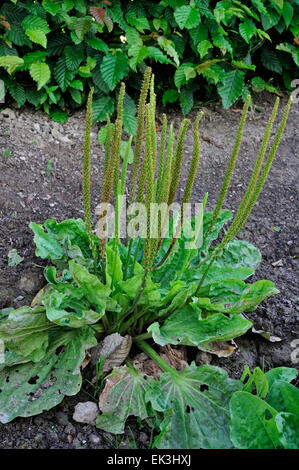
0;68;296;449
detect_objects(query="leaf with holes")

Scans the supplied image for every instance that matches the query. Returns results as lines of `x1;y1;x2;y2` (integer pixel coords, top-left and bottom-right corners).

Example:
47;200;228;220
0;306;54;363
146;363;241;448
29;62;51;90
96;365;155;434
0;327;96;423
230;392;281;449
275;412;299;449
148;304;252;347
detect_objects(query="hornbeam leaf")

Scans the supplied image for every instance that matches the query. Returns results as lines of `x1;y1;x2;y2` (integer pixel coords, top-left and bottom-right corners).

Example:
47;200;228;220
146;363;241;448
100;52;129;90
218;69;244;108
25;29;47;48
29;62;51;90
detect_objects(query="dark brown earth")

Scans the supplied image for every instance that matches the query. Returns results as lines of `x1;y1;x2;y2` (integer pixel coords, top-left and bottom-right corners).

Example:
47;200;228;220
0;92;298;448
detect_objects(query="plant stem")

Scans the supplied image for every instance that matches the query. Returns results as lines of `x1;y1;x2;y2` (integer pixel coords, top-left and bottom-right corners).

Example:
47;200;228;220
135;340;179;376
133;332;152;342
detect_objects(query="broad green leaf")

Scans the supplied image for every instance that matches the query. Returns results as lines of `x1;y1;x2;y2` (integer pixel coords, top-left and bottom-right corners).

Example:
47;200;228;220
69;88;82;104
213;240;261;271
230;392;280;449
174;6;201;29
46;307;103;328
96;365;155;434
149;304;252;347
106;244;123;283
25;30;47;48
218;69;244;108
146;363;241;448
118;273;161;306
43;218;91;258
267;381;299;415
0;327;96;423
227;280;278;314
0;306;53;362
265;367;298;389
69;260;111;305
30;222;64;260
275;412;299;449
101;52;129;90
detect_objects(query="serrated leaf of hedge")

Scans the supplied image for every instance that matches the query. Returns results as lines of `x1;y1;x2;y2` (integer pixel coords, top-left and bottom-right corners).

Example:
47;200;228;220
25;29;47;48
22;15;50;34
100;53;129;91
218;70;244;109
29;62;51;90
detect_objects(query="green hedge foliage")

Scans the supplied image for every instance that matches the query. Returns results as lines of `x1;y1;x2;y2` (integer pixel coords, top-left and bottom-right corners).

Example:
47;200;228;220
0;0;298;128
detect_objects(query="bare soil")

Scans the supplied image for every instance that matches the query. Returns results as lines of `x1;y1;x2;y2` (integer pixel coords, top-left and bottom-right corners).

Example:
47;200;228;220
0;93;298;448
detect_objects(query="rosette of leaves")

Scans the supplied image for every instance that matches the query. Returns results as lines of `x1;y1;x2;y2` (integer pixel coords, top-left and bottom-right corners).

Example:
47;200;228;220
0;70;293;449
